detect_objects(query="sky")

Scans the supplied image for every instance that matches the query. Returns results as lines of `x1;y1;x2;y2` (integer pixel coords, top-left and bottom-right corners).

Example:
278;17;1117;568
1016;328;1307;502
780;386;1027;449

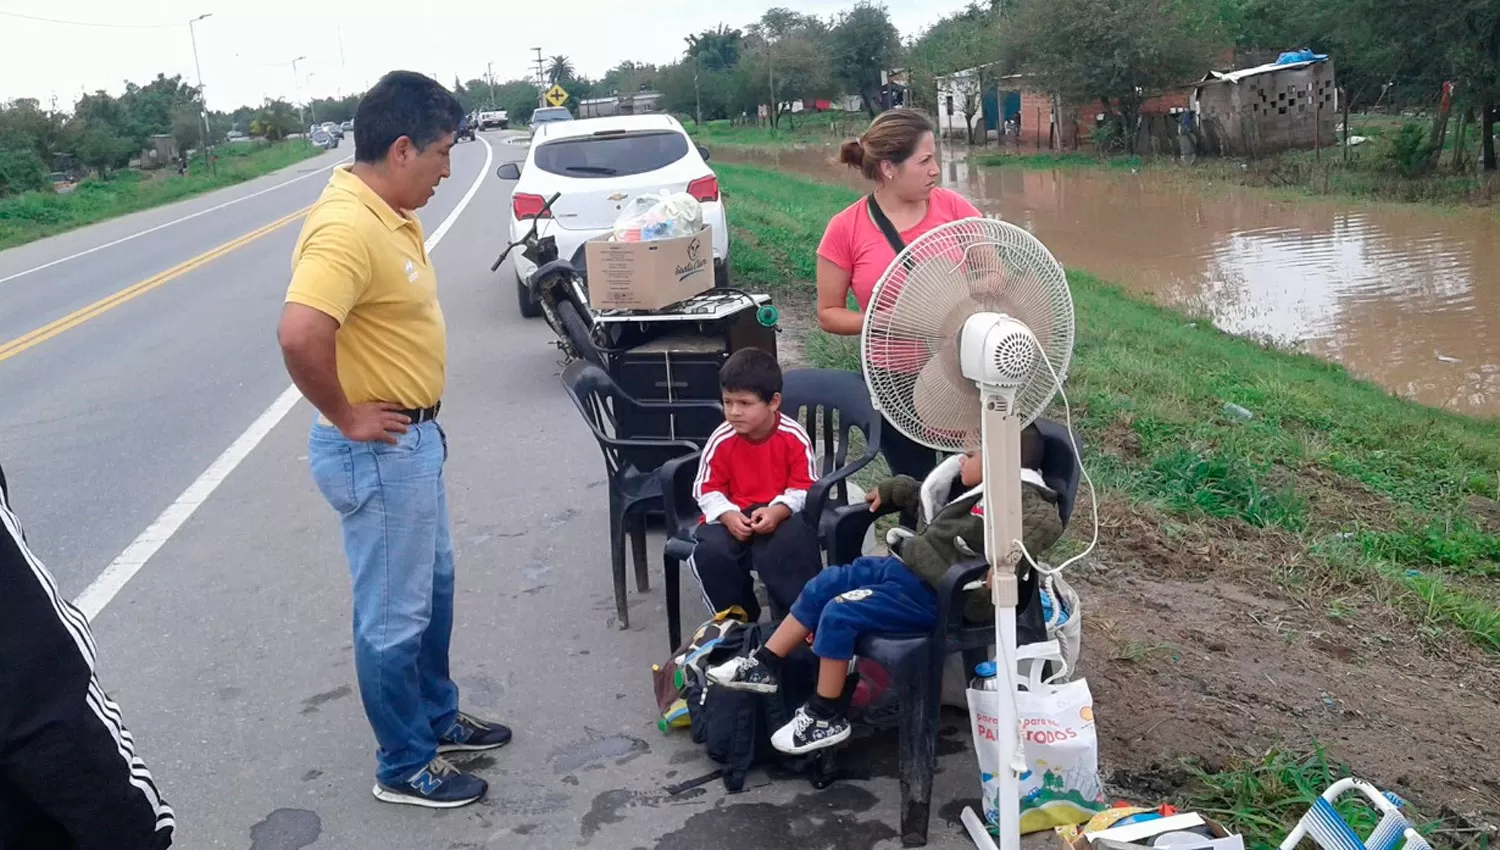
1;0;973;113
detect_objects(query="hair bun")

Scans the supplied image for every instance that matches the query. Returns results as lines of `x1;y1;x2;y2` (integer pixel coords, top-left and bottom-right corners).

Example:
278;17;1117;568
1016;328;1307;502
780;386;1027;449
838;138;865;169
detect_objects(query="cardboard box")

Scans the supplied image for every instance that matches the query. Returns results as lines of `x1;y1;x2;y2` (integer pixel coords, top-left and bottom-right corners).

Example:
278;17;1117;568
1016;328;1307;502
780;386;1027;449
1061;812;1244;850
584;226;715;312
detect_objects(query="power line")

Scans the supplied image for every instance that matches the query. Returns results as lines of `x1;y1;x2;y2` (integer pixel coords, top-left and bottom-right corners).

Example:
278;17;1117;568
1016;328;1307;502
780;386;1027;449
0;9;181;29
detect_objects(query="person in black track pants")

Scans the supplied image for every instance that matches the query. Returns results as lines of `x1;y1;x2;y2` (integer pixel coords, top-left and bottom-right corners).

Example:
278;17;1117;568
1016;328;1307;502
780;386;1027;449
0;462;175;850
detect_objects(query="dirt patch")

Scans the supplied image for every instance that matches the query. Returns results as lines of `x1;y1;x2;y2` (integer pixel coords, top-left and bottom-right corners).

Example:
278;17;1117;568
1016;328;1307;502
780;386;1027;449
1073;506;1500;826
770;290;816;370
1465;493;1500;533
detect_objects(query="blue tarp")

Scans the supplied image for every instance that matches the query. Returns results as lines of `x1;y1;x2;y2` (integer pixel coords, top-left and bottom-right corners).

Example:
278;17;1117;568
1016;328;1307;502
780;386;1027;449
1276;49;1329;65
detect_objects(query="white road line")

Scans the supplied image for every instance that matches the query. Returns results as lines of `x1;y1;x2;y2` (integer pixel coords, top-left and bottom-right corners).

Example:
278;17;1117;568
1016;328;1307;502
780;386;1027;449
0;153;355;287
73;136;495;622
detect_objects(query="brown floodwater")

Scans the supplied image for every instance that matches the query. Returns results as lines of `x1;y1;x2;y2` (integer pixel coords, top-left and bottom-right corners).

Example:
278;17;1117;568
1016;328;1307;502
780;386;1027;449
722;145;1500;417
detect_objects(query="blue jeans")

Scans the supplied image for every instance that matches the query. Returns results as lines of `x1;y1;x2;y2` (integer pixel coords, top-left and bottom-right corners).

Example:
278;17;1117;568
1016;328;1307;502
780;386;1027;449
789;556;938;661
308;419;460;786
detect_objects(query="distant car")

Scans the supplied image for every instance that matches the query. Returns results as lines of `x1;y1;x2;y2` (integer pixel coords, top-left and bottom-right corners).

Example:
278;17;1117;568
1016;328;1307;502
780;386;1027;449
340;120;354;135
477;109;509;130
528;107;573;136
310;128;338;149
504;113;729;317
320;121;343;139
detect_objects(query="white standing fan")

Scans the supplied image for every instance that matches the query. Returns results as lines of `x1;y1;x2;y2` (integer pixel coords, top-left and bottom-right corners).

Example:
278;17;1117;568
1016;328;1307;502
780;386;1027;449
861;216;1077;850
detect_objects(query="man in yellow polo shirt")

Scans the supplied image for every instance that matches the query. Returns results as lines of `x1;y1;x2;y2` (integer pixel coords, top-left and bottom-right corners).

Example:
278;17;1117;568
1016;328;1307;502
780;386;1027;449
277;71;508;810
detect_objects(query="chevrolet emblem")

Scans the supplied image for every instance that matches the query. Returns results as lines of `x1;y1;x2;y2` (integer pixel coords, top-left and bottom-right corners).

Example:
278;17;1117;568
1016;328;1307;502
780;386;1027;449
607;193;628;202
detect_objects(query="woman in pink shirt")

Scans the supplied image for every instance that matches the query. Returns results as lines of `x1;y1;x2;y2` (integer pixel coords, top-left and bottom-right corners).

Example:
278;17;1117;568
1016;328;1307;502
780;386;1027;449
816;109;982;479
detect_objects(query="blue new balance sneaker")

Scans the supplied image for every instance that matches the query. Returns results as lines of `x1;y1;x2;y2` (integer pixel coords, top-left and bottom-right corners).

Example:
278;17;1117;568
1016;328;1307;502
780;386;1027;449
372;756;487;808
437;711;513;754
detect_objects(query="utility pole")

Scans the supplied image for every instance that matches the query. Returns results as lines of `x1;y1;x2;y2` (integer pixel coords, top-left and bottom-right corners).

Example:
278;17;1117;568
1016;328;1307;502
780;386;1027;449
188;13;215;175
767;41;777;129
291;55;308;128
533;47;546;106
487;61;497;107
307;74;319;124
693;50;703;126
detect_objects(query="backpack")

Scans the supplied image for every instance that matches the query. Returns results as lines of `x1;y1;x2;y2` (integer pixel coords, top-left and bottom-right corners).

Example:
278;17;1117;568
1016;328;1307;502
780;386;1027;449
684;621;843;791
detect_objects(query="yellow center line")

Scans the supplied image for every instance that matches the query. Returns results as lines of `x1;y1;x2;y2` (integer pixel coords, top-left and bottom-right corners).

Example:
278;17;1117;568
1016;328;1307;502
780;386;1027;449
0;204;313;363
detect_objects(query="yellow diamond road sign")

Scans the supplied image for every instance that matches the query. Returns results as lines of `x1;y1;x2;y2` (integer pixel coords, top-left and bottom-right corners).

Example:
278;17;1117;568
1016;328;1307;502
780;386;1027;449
545;85;569;107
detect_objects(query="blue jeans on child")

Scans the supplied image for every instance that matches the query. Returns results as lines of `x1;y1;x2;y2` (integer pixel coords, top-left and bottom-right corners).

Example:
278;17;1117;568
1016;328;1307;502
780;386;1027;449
789;556;938;661
307;419;461;787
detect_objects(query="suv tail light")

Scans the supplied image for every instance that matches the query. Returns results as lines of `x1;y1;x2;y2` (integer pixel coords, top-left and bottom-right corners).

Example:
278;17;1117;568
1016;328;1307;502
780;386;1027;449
512;193;551;220
687;175;719;203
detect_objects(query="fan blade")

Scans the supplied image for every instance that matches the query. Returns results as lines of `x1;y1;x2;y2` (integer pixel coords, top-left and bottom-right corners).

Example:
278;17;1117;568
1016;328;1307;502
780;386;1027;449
913;351;978;435
877;256;989;339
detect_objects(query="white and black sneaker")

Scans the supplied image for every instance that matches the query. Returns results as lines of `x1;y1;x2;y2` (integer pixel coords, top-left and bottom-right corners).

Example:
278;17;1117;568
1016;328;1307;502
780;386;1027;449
706;655;781;694
771;704;852;754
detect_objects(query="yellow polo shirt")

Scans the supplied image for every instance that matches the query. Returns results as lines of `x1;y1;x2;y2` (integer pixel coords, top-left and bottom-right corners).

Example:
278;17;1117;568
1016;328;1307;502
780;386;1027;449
285;166;446;409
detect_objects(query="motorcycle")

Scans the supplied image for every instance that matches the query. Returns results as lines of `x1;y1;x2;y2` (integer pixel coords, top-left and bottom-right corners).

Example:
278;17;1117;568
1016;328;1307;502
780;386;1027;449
490;191;601;365
456;120;476;142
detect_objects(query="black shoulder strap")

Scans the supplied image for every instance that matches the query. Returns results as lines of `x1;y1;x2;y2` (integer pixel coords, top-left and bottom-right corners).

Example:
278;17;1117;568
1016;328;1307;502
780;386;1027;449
866;194;906;254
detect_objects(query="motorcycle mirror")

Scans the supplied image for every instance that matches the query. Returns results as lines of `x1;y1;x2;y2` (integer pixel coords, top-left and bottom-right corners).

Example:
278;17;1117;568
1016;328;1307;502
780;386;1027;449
496;162;522;181
697;145;711;162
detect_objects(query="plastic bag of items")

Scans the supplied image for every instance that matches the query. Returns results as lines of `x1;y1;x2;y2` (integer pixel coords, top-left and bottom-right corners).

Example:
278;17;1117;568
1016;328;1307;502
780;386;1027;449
612;190;703;243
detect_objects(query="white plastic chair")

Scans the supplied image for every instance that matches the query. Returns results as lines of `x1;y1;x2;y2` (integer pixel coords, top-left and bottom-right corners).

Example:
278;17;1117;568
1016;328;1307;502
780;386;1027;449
1279;778;1432;850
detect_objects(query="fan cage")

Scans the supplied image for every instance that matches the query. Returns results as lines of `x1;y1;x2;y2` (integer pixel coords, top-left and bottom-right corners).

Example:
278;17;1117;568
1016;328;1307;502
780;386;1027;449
860;216;1075;453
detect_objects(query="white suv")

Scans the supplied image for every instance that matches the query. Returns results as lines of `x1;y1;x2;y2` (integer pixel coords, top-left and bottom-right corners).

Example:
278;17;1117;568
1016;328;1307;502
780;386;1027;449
501;114;730;317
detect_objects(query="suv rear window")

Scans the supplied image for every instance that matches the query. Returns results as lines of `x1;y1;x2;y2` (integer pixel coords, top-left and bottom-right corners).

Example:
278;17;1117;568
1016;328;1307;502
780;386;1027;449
533;131;690;179
532;108;571;122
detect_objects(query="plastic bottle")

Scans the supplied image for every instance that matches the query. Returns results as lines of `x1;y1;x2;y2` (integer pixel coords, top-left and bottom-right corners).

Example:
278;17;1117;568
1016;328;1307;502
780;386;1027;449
971;660;999;691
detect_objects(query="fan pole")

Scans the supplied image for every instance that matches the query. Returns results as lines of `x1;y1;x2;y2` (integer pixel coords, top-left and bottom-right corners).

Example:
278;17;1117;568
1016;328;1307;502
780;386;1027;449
973;395;1025;850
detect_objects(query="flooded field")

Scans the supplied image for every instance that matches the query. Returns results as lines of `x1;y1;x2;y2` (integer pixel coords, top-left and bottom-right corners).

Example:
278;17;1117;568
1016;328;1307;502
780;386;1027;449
722;146;1500;417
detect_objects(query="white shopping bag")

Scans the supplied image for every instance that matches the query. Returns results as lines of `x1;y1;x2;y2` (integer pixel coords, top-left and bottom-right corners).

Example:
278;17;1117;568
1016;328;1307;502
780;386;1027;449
966;640;1106;834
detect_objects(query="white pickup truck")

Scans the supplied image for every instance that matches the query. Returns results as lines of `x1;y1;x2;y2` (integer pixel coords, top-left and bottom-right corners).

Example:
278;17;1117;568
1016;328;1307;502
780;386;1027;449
477;109;509;130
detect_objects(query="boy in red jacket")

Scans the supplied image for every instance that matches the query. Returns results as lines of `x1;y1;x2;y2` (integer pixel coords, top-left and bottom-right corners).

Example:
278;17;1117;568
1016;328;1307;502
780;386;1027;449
690;348;822;623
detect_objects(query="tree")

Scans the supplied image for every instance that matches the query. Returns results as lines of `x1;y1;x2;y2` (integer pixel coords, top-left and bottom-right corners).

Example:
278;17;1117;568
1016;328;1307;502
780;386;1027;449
250;99;299;141
547;56;575;86
907;4;1005;140
601;61;660;94
171;106;204;153
829;2;904;116
118;74;202;150
76;125;135;175
0;98;67;164
686;25;744;72
744;9;833;127
306;94;362;125
0;144;50;196
493;79;544;124
1003;0;1223;151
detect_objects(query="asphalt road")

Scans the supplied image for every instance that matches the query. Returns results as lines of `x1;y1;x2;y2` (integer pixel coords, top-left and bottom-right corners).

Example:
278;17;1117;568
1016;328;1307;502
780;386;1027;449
0;130;996;849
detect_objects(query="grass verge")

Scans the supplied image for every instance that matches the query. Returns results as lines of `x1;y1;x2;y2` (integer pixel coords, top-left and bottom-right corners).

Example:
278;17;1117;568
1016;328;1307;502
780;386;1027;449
688;113;861;151
0;140;324;250
718;159;1500;655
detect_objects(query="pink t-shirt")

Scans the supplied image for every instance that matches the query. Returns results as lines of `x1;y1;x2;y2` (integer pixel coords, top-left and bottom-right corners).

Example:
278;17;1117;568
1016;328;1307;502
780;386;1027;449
816;187;983;310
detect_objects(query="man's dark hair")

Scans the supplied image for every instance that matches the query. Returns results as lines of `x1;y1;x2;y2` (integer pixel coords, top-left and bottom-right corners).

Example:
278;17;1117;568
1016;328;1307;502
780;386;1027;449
719;347;782;402
353;71;465;163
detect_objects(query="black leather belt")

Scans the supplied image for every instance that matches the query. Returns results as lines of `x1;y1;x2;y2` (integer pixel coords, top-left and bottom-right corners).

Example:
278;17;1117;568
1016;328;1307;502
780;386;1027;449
400;402;441;424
